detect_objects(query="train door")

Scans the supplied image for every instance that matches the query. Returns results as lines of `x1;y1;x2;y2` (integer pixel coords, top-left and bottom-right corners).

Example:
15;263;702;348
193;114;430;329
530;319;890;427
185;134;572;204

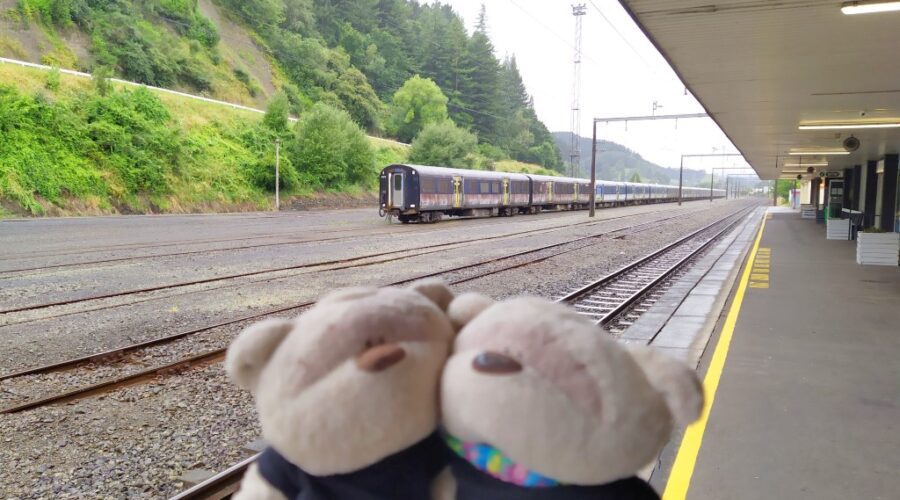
453;176;463;208
502;178;510;205
547;182;554;202
389;171;404;208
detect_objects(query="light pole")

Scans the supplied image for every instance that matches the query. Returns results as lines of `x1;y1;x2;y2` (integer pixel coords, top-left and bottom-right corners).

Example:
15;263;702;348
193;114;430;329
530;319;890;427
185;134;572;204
726;174;759;199
588;113;710;217
678;153;744;206
710;167;755;202
589;120;597;217
274;138;281;211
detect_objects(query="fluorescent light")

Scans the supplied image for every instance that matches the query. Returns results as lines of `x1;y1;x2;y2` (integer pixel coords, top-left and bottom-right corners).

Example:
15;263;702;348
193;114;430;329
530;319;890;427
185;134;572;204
783;163;828;167
788;150;850;156
799;122;900;130
842;1;900;15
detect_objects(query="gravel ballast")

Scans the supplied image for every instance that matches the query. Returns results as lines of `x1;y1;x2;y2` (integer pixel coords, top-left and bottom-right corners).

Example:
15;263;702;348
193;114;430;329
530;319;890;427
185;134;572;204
0;200;756;498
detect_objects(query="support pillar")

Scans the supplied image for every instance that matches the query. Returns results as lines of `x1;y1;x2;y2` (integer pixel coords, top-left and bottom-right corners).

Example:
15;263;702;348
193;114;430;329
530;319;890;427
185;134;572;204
878;155;898;232
862;160;877;228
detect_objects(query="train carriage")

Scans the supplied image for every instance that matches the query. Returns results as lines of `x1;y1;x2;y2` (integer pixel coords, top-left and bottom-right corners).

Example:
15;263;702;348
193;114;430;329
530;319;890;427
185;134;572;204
595;180;622;204
380;164;728;223
380;164;530;222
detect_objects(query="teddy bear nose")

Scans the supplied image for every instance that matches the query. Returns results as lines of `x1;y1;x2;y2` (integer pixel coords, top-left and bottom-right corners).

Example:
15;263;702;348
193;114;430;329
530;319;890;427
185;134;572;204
356;343;406;372
472;351;522;374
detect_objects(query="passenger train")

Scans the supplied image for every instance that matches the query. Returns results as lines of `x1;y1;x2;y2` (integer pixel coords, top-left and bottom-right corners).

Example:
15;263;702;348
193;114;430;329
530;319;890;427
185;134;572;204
380;164;725;223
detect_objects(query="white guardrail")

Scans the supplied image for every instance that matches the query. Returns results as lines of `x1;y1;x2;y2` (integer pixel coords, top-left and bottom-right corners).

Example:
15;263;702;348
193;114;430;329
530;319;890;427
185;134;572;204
0;55;409;146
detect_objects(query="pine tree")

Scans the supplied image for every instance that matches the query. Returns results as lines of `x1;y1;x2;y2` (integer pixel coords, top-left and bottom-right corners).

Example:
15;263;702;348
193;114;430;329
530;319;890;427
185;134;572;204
461;5;500;143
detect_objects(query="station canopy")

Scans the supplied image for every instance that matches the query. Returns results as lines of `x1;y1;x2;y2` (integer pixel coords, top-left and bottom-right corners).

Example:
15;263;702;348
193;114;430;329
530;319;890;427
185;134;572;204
620;0;900;179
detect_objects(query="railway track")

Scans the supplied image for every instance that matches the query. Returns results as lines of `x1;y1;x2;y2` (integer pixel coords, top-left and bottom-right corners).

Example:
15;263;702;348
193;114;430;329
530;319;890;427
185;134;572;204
0;204;711;321
557;206;756;329
0;205;725;412
163;204;760;500
0;209;576;275
169;454;257;500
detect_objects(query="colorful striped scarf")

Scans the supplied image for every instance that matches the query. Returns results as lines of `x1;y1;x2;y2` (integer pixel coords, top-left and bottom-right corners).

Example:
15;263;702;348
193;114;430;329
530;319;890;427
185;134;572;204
444;434;560;488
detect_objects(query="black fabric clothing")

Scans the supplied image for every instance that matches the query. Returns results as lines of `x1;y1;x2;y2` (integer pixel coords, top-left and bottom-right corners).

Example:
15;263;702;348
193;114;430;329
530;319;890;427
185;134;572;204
255;432;451;500
448;453;660;500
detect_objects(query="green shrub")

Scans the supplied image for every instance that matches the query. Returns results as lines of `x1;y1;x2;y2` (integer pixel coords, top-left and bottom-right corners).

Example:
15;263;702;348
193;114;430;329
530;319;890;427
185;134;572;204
262;91;291;137
239;125;299;192
409;121;477;168
187;15;219;48
45;67;61;91
84;87;181;193
92;65;112;96
290;103;375;188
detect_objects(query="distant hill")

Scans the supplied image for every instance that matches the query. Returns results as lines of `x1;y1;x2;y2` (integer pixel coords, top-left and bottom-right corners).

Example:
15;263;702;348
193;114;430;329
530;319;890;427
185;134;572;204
552;132;709;186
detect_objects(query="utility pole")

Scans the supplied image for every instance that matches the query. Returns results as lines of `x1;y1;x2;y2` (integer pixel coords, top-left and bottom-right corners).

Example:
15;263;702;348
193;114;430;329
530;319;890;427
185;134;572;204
569;4;587;178
589;120;597;217
274;138;281;211
679;153;742;206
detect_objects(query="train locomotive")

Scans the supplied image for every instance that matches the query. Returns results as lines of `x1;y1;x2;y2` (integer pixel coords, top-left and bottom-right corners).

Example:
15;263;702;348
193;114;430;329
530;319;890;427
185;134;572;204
379;164;724;223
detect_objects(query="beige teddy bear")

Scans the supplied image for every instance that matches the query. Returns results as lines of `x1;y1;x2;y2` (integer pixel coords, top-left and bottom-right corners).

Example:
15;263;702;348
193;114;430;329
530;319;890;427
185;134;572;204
438;294;704;500
225;280;456;500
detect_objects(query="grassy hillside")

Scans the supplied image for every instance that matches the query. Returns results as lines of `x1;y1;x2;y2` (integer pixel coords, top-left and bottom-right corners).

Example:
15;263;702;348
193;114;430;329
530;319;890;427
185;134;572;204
0;0;565;171
0;62;407;215
0;62;552;217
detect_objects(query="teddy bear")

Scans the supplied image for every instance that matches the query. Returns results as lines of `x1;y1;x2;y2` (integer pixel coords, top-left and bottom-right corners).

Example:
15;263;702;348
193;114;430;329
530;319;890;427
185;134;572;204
224;279;457;500
437;293;705;500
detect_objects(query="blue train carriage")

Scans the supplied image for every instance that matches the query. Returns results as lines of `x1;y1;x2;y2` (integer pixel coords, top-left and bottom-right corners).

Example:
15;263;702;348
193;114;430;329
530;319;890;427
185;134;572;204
379;164;530;223
595;180;622;205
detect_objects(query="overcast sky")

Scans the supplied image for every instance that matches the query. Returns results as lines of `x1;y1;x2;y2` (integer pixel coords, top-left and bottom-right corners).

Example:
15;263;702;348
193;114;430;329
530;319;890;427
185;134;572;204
437;0;753;172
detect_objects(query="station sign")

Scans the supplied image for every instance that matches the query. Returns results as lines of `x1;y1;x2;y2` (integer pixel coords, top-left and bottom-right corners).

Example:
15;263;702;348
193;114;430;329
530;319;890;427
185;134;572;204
818;171;843;178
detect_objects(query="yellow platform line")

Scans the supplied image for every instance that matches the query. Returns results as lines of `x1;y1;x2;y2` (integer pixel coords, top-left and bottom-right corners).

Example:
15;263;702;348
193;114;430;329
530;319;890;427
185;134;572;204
662;213;768;500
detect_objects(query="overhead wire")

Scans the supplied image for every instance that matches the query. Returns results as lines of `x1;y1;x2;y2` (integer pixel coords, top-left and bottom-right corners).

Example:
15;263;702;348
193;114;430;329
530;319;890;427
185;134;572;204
585;0;655;72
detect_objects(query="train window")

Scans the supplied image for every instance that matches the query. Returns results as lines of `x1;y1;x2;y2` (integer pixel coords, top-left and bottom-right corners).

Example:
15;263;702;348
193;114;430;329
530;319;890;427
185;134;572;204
480;181;489;193
394;175;402;190
421;178;435;193
492;182;499;193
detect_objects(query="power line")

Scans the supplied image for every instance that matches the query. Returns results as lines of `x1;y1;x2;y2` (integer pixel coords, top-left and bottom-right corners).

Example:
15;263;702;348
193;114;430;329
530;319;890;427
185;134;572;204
586;0;654;71
506;0;606;70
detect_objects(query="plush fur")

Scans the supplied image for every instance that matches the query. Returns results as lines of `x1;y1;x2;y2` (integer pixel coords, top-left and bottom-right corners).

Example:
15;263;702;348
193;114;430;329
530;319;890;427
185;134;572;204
225;280;457;498
441;295;704;487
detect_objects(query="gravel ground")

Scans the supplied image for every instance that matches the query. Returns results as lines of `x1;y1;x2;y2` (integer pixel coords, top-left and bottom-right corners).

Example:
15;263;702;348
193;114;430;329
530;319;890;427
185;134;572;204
0;365;257;499
0;200;757;498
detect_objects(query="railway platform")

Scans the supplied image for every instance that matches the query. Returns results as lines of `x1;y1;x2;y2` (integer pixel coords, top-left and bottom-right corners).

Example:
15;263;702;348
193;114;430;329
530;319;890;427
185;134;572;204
656;208;900;500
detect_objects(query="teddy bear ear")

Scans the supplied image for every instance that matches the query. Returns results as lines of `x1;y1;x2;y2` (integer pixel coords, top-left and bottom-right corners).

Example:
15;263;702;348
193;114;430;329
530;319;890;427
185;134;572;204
407;279;455;311
627;345;705;426
447;292;495;331
225;318;293;392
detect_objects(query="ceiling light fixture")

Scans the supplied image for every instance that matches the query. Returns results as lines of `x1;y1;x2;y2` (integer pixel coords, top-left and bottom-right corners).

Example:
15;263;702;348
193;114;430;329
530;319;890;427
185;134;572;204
783;163;828;167
788;150;850;156
799;122;900;130
841;1;900;15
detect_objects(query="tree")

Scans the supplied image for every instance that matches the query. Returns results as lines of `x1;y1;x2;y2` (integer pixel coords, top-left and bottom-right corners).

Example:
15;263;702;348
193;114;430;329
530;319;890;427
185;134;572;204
290;103;375;187
630;172;643;183
262;91;291;137
409;121;477;168
460;5;500;143
387;75;449;143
